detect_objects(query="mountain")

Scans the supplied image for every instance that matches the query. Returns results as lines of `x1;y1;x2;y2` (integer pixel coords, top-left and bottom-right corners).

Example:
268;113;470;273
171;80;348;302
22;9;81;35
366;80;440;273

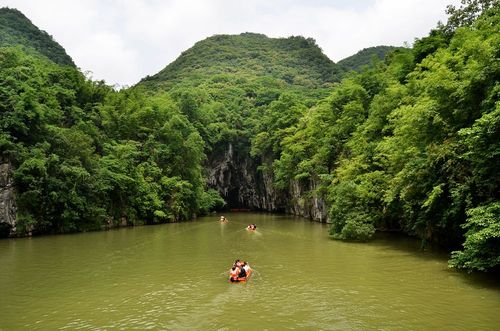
139;33;339;91
337;45;401;74
137;33;348;212
0;7;74;66
135;34;405;214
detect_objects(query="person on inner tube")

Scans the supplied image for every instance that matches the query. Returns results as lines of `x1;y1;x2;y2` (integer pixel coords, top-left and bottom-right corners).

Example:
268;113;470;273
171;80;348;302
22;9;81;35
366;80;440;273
238;262;247;278
243;261;250;274
229;265;240;282
230;260;242;281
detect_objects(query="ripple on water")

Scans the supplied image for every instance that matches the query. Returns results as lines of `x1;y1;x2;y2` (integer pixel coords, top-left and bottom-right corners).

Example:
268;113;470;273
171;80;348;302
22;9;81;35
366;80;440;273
1;214;500;330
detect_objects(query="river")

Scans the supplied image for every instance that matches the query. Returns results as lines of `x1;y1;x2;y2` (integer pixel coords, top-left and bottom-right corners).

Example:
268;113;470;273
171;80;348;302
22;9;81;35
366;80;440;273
0;213;499;330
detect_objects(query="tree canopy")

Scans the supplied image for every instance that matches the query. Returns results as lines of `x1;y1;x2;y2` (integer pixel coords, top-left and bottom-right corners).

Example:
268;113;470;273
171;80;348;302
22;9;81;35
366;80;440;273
0;8;74;66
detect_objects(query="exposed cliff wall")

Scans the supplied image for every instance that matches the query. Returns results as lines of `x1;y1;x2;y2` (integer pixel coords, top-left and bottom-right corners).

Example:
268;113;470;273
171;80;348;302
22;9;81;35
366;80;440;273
0;156;16;236
206;143;330;222
287;179;330;222
206;142;286;212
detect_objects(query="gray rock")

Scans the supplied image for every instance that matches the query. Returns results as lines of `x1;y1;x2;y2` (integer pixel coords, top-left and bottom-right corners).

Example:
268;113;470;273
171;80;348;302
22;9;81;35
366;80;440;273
0;157;17;235
206;143;330;222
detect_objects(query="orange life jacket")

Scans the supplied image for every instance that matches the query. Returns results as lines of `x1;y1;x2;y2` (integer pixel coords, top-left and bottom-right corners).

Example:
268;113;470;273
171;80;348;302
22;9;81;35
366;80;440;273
230;268;239;279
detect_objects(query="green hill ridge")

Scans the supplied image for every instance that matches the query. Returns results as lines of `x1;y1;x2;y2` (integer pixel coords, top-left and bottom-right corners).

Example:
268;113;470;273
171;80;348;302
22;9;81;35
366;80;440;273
0;7;74;66
139;33;340;91
337;45;402;73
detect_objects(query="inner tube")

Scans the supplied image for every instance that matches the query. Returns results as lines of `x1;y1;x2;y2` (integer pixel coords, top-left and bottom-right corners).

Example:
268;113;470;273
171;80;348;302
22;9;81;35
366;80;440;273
230;269;252;283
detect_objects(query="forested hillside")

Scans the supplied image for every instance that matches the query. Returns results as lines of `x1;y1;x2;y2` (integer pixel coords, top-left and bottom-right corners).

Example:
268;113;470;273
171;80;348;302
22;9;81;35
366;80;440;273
136;33;348;211
0;1;498;272
249;2;499;271
140;33;339;91
0;8;74;66
0;47;226;236
336;46;402;74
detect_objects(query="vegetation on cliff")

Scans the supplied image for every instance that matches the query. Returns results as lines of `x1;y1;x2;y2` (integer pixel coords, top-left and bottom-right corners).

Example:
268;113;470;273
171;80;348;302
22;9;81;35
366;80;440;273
249;1;499;271
0;48;225;234
0;8;74;66
136;33;347;200
140;33;339;91
336;46;402;75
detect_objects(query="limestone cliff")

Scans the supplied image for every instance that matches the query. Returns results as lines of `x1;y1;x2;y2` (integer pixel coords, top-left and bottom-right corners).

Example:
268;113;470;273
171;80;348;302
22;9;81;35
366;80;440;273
206;143;330;222
0;156;16;236
206;142;286;212
287;179;330;222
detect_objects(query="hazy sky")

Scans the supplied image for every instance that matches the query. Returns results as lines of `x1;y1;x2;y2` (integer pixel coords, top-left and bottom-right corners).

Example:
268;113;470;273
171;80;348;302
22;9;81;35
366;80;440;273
3;0;460;86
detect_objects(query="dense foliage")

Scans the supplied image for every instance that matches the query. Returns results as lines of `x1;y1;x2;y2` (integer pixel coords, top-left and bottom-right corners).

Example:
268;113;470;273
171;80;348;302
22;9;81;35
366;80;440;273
2;22;341;236
0;8;74;66
0;48;223;234
248;2;499;271
136;33;347;172
336;46;402;75
140;33;339;91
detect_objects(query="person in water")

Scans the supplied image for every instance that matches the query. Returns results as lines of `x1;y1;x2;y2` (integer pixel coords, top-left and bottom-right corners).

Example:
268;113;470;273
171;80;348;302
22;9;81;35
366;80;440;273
240;261;251;278
230;260;242;282
247;224;257;230
238;262;247;278
229;265;240;282
229;260;251;282
242;261;250;273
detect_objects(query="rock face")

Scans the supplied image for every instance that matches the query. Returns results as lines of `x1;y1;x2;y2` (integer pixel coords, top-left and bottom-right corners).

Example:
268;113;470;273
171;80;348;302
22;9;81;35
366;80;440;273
206;143;330;222
287;179;330;222
206;142;287;212
0;156;17;236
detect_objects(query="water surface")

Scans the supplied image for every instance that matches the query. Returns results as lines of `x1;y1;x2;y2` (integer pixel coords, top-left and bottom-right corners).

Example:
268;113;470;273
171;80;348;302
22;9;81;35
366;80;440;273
1;213;499;330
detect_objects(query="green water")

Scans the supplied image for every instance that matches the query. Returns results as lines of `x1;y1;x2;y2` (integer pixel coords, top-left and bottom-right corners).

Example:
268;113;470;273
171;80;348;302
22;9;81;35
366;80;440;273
0;213;499;330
